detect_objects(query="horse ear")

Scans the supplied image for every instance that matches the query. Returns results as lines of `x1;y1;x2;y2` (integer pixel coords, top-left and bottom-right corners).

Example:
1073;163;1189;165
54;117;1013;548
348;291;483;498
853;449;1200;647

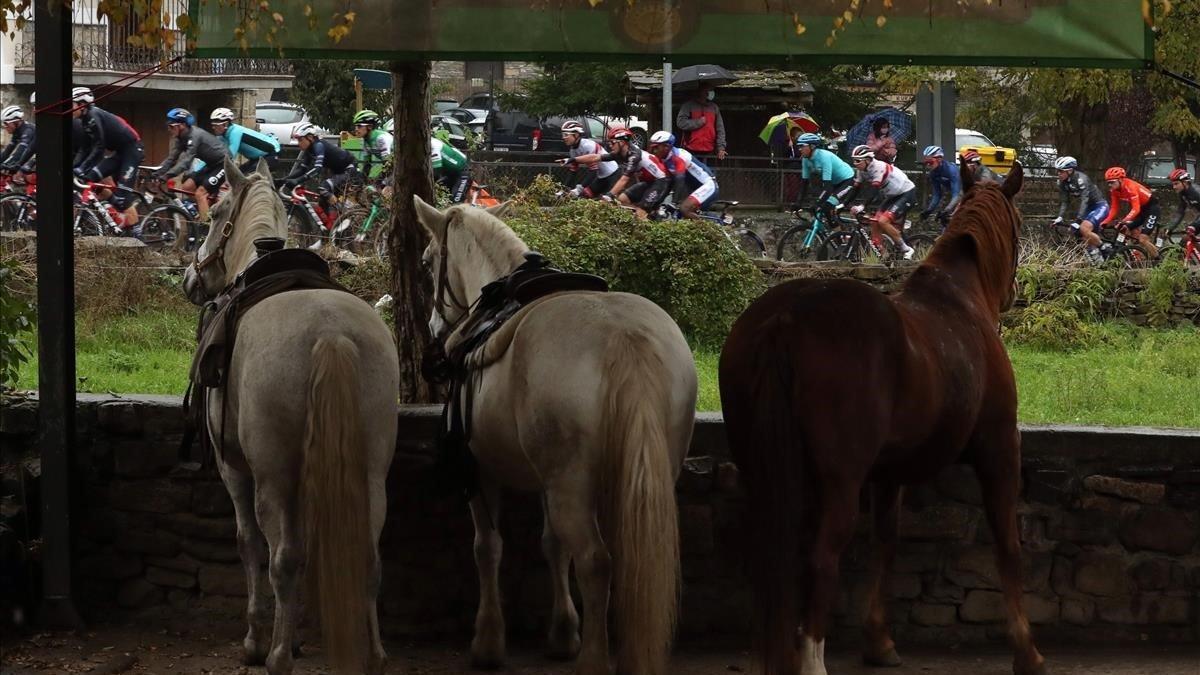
413;195;448;242
1001;161;1024;200
225;157;247;191
485;201;512;219
254;158;272;180
959;155;976;193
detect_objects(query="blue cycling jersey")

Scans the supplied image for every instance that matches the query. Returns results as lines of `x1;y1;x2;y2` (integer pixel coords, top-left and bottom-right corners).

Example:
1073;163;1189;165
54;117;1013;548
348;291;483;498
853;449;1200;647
801;148;856;185
222;123;281;161
925;160;962;212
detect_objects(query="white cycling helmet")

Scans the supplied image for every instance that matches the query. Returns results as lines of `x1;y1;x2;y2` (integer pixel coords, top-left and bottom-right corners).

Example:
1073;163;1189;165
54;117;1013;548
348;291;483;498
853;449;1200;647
1;105;24;123
210;107;236;123
1053;156;1078;171
649;130;676;146
850;144;875;161
291;122;320;139
72;86;94;104
560;120;585;135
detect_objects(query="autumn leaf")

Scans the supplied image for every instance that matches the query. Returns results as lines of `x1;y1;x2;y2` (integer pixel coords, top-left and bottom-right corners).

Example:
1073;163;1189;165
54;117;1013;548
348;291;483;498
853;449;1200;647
876;15;886;28
272;12;283;24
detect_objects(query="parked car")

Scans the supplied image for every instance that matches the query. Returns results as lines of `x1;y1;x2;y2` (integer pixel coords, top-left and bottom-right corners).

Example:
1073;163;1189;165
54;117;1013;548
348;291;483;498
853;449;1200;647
489;113;609;153
1137;153;1197;188
382;115;472;151
255;102;327;146
955;128;1017;176
439;107;488;135
432;99;459;115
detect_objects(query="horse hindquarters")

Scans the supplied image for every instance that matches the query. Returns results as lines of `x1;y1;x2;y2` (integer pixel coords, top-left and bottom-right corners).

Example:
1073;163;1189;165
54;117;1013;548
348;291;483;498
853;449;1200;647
602;330;683;675
301;335;373;674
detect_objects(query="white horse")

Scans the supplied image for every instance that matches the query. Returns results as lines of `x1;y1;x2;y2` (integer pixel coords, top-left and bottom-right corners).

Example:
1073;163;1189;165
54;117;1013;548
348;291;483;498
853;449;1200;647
183;159;399;675
414;197;697;675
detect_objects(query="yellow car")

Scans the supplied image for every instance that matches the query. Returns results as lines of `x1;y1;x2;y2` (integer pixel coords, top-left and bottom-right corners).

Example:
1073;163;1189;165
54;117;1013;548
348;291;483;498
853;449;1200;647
957;128;1016;176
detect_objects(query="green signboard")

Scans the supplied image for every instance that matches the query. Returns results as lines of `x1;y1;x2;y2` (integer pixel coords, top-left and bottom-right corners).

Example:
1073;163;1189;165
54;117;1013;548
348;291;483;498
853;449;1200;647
193;0;1151;68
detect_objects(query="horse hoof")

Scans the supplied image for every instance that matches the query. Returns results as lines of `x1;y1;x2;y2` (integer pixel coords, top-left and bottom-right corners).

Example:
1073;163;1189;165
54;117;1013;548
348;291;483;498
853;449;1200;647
863;647;903;667
1015;662;1048;675
242;640;267;666
546;632;581;661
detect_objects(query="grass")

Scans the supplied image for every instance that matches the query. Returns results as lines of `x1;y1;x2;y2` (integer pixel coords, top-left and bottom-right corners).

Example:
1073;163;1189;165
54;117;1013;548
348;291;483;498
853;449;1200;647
12;309;1200;429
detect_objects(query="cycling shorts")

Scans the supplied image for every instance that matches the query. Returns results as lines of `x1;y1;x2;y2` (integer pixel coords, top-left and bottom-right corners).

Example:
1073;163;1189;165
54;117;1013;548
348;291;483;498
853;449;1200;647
579;171;618;199
91;143;144;209
624;179;670;211
1129;197;1160;234
1082;202;1109;226
184;164;227;197
819;178;856;206
880;188;917;221
683;181;718;211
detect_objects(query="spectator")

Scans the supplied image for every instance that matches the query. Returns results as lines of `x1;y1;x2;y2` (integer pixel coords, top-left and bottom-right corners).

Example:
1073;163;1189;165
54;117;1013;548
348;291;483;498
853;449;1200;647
866;116;897;164
676;84;727;161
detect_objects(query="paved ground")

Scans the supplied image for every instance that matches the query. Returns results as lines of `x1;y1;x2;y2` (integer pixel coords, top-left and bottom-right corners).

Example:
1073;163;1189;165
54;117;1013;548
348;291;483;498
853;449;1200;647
2;609;1198;674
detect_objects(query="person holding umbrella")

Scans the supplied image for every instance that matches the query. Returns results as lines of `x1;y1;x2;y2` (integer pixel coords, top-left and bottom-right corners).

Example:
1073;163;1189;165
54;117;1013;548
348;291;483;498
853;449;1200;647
867;116;898;164
676;83;727;161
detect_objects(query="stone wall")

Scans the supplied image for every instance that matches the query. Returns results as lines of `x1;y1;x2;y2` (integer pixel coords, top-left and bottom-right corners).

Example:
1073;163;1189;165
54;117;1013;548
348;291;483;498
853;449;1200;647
2;397;1198;646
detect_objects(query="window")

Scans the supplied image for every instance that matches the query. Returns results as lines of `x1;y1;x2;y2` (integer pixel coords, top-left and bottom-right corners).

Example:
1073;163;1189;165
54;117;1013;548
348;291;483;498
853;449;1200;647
955;132;995;149
464;62;504;82
257;106;303;124
586;117;606;139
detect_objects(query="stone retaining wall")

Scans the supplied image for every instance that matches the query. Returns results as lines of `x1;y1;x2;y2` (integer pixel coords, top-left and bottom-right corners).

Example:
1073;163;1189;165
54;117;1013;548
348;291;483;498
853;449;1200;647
2;396;1198;646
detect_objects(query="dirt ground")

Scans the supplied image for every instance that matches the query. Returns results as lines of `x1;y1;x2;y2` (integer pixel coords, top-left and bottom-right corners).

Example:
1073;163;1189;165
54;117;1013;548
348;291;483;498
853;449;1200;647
2;608;1198;675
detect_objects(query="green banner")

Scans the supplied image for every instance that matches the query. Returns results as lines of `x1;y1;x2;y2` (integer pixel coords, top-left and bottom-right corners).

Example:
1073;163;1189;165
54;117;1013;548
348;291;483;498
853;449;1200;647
193;0;1151;68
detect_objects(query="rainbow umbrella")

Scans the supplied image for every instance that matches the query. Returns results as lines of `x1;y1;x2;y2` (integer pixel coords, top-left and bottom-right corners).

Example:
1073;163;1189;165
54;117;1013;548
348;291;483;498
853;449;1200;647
759;111;820;145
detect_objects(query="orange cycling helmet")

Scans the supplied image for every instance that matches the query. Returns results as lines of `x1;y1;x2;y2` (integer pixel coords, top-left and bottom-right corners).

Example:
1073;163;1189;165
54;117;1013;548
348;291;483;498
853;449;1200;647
1104;167;1126;181
607;126;636;143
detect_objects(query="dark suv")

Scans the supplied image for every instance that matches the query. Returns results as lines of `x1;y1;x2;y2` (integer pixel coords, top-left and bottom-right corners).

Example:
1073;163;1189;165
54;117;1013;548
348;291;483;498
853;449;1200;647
489;114;609;153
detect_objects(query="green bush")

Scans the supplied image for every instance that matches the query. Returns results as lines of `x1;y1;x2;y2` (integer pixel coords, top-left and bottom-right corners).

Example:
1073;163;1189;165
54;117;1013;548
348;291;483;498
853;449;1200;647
0;257;36;391
503;188;765;347
1141;257;1188;327
1003;301;1098;351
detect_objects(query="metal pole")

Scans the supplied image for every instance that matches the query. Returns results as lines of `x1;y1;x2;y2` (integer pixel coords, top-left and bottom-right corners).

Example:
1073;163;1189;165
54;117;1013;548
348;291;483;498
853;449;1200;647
662;61;672;133
35;0;82;630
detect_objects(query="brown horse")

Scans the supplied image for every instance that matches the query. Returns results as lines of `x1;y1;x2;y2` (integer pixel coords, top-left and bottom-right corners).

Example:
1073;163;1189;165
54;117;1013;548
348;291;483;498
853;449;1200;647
720;164;1045;675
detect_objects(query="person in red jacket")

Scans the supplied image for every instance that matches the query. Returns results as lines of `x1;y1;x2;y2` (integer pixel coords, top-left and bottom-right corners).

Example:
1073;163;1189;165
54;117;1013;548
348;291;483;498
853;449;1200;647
675;84;727;161
1100;166;1160;258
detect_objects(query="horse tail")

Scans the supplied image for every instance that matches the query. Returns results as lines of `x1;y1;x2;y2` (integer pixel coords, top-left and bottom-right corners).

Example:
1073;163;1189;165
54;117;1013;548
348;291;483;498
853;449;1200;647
602;330;681;675
721;318;805;675
302;335;370;673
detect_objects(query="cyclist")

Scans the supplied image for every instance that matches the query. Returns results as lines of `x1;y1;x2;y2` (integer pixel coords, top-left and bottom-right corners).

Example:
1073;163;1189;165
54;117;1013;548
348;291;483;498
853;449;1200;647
558;120;618;199
152;108;230;224
646;130;718;219
792;132;856;228
574;126;672;218
431;136;470;203
0;105;35;180
351;109;393;178
1099;166;1160;259
960;149;1002;184
209;107;281;174
281;123;360;217
918;145;961;229
72;86;144;234
1168;168;1200;237
847;144;917;260
1053;156;1107;265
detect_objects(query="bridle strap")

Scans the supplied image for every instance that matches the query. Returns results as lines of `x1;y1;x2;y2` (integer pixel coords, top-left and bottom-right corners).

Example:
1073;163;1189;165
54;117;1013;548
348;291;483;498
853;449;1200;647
193;220;235;273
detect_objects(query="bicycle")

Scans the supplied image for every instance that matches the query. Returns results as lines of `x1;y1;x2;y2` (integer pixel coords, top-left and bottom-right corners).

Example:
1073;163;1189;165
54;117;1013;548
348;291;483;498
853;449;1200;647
1050;220;1155;269
1158;225;1200;268
652;199;765;257
141;178;224;252
72;178;160;243
775;206;843;262
337;184;393;258
0;173;37;235
818;211;938;264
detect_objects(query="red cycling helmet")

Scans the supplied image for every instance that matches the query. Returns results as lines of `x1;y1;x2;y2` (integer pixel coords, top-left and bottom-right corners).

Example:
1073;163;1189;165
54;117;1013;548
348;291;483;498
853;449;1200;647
1168;168;1192;182
960;149;982;163
1104;166;1126;181
606;126;636;143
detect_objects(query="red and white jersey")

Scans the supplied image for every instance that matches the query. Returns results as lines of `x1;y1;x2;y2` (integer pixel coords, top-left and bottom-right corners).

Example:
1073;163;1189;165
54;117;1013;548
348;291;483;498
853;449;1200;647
857;158;915;198
568;138;619;178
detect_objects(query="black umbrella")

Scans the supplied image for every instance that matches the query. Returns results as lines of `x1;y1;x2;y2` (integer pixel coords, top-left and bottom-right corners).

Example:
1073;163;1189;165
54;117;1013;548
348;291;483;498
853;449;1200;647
671;64;736;89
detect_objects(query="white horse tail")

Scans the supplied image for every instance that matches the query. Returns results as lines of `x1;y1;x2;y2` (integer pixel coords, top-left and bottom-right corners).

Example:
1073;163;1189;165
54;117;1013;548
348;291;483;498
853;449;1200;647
603;330;681;675
302;335;370;673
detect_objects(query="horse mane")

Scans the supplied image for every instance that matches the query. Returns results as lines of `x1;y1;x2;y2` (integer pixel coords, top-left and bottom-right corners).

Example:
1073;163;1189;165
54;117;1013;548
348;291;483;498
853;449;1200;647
223;174;287;281
450;205;529;275
917;183;1020;304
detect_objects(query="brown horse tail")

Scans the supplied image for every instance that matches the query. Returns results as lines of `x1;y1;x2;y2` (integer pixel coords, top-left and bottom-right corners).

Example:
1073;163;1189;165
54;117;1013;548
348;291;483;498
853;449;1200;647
302;335;370;673
720;319;805;675
602;330;681;675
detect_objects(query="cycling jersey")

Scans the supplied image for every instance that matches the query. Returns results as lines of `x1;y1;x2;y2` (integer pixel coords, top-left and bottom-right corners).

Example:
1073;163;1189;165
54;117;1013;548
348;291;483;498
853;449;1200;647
801;148;856;185
77;106;141;177
431;138;468;173
666;147;718;209
156;126;229;179
1173;183;1200;230
221;123;280;161
284;138;356;183
567;138;618;178
857;159;915;198
1057;170;1106;223
363;128;393;162
600;145;671;209
925;160;961;214
0;120;35;172
1100;177;1154;226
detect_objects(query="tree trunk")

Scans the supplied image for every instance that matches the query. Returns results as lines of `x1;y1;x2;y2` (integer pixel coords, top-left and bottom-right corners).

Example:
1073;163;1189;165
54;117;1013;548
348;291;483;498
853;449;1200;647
389;61;440;404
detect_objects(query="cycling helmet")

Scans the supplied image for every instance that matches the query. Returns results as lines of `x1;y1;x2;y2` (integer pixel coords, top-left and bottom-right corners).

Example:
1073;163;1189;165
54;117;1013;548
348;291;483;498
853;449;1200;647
1168;168;1192;182
649;130;676;146
850;144;875;161
210;107;236;123
1;105;24;123
71;87;94;104
922;145;945;159
1053;156;1078;171
292;123;320;139
795;132;823;147
560;120;585;135
166;107;194;126
1104;166;1126;181
607;126;636;143
353;109;380;126
960;149;982;164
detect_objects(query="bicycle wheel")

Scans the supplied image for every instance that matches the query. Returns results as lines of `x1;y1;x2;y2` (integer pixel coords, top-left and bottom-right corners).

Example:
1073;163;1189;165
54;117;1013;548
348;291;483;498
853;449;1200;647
776;222;823;262
0;194;35;232
286;208;322;249
904;232;939;262
140;205;188;250
1116;243;1155;269
74;208;103;238
730;228;765;258
817;230;858;262
330;207;369;251
1151;228;1177;248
